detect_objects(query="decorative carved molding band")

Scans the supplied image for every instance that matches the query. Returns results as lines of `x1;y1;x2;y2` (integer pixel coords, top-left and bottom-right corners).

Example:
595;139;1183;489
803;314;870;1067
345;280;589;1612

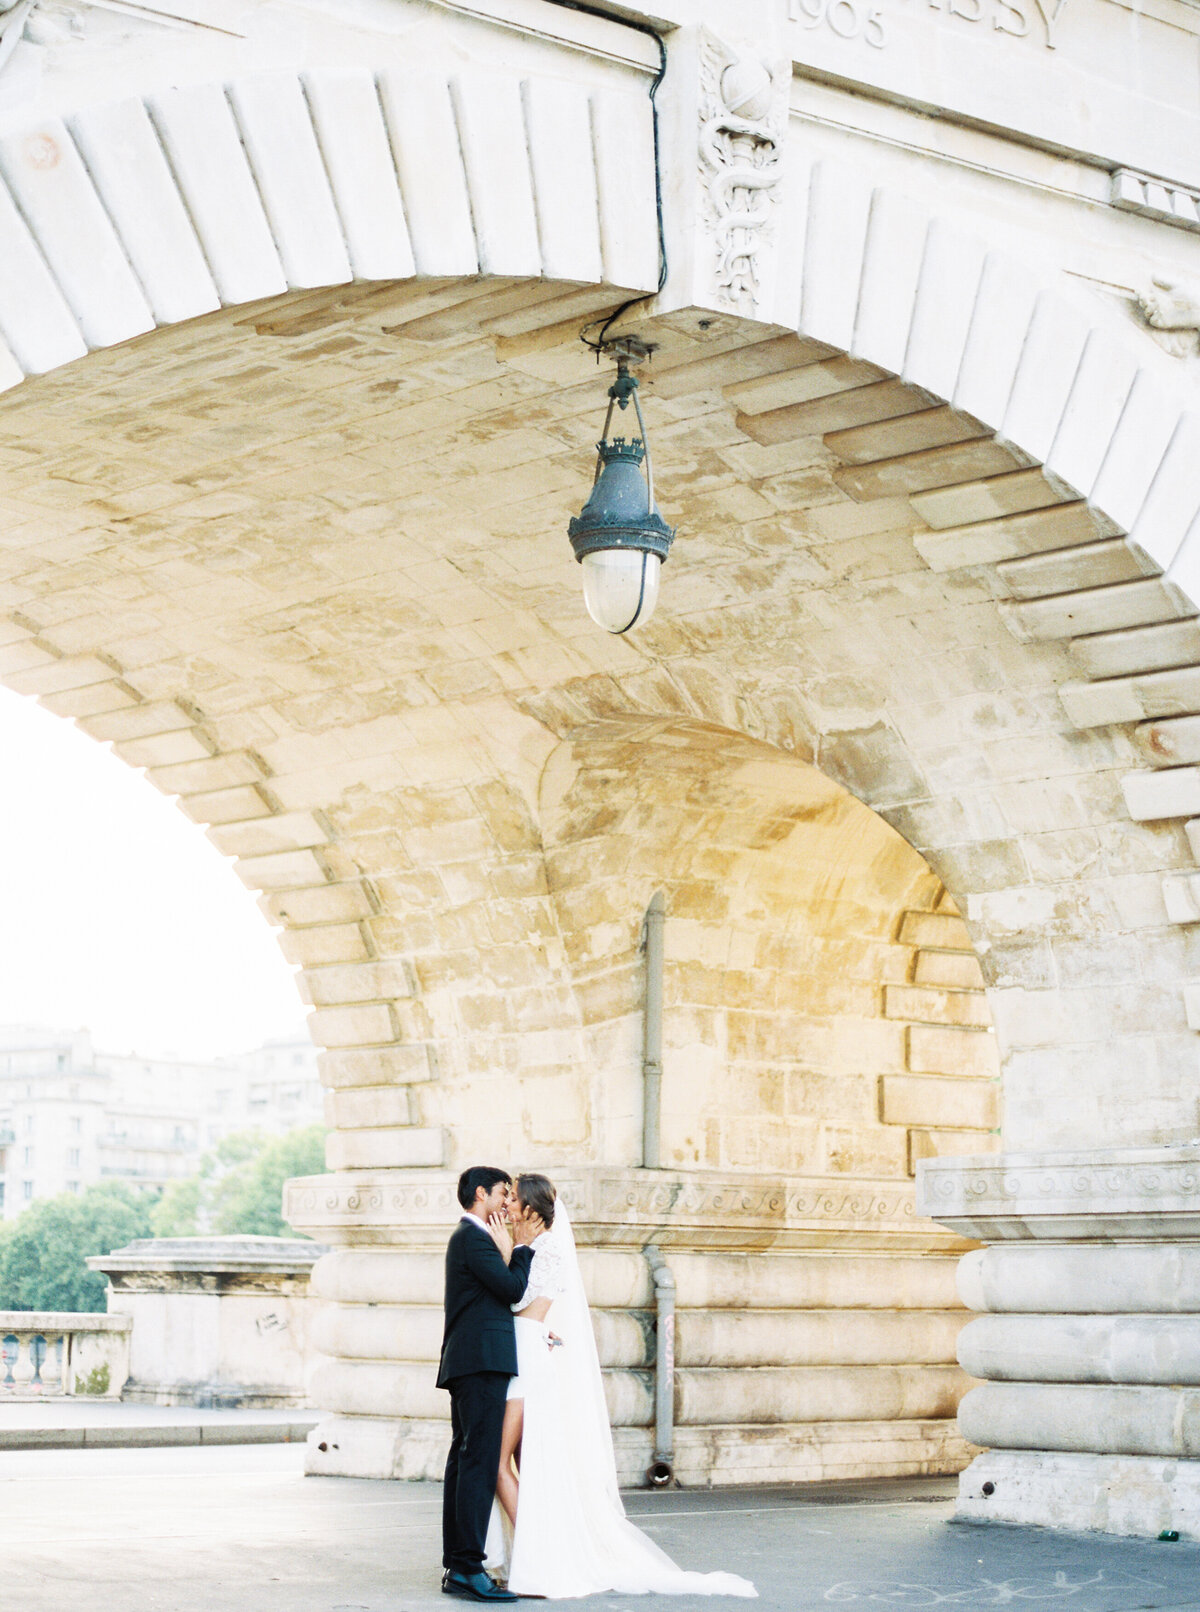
918;1146;1200;1242
284;1166;961;1252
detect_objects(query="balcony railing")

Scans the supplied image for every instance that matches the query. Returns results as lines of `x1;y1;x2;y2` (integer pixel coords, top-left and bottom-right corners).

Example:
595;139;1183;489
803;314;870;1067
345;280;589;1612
0;1313;131;1398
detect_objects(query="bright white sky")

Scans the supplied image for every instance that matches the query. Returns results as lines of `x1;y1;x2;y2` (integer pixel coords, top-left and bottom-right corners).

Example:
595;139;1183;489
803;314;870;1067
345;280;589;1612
0;685;310;1062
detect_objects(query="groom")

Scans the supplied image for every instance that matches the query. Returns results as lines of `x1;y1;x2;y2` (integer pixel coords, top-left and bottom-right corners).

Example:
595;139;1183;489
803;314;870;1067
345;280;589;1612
438;1166;535;1603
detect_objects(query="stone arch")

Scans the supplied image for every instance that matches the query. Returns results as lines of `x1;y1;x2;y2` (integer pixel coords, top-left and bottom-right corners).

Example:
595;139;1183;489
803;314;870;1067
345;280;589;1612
3;42;1199;1491
0;65;657;381
1;71;1198;1166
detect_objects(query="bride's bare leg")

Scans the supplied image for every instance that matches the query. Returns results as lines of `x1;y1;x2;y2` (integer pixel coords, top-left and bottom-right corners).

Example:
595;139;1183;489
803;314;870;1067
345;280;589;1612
496;1399;523;1527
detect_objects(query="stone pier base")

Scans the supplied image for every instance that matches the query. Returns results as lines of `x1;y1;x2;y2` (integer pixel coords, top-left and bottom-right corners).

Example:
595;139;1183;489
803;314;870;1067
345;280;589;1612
287;1165;978;1488
919;1145;1200;1541
958;1450;1200;1540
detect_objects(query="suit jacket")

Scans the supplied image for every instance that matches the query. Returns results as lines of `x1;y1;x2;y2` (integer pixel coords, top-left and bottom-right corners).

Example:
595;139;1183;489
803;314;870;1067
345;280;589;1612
437;1218;535;1388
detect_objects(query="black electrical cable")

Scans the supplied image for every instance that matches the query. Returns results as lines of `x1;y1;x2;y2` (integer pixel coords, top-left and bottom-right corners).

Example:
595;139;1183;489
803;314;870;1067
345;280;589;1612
537;0;669;354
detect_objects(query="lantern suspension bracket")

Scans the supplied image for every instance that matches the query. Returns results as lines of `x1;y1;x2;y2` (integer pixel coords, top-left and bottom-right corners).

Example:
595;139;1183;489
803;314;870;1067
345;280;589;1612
595;358;657;513
569;354;675;567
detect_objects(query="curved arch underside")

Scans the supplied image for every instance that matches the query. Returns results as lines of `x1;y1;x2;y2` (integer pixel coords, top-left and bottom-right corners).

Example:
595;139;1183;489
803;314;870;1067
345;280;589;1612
1;64;1199;1169
0;269;1190;1167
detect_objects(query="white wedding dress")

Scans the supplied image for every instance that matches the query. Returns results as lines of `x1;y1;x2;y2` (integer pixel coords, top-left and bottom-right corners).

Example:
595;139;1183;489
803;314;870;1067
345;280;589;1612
484;1205;756;1600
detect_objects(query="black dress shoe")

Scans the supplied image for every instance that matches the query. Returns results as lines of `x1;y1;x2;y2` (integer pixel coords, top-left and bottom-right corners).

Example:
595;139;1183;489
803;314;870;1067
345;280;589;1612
443;1569;519;1602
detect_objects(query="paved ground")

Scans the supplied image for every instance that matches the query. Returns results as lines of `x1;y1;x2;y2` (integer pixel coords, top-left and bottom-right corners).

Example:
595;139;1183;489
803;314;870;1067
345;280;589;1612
2;1445;1197;1612
0;1400;317;1447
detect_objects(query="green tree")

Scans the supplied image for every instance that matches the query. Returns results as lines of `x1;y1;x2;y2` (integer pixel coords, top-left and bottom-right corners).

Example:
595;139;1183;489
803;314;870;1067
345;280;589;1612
148;1124;326;1240
0;1181;158;1313
150;1172;206;1238
212;1125;326;1237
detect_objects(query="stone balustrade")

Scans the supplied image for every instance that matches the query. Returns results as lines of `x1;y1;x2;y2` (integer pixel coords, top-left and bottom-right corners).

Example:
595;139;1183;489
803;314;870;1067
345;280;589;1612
0;1313;131;1399
88;1235;327;1409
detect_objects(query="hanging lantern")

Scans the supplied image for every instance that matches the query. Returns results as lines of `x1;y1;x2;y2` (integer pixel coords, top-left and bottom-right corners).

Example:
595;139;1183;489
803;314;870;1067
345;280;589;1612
568;358;675;634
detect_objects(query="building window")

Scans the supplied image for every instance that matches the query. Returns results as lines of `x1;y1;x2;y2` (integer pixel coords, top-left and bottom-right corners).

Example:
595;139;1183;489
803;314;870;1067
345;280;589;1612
69;1084;79;1100
67;1149;80;1168
66;1181;79;1195
70;1117;81;1134
22;1147;32;1166
22;1181;32;1202
23;1115;33;1135
56;1054;65;1071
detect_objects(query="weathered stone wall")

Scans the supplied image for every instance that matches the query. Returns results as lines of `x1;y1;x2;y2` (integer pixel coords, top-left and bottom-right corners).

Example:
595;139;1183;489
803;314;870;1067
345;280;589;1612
534;717;997;1175
294;1172;979;1485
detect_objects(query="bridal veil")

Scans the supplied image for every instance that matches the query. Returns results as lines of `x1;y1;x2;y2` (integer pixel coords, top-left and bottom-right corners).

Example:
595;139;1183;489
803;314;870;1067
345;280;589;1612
491;1201;757;1599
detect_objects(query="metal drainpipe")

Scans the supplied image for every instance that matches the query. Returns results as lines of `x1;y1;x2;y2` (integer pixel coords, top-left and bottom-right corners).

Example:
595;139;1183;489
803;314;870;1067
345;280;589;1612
641;890;665;1170
643;1243;675;1487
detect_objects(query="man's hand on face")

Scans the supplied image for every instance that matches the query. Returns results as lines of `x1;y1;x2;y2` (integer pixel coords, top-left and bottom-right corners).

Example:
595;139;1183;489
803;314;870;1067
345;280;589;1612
475;1181;515;1263
486;1211;514;1264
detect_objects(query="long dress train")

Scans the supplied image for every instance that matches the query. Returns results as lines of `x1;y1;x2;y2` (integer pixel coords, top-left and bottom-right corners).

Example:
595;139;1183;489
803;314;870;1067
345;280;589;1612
485;1206;756;1600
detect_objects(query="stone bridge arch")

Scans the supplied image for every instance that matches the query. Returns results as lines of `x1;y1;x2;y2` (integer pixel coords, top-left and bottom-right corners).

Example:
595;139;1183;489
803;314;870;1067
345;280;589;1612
2;36;1200;1501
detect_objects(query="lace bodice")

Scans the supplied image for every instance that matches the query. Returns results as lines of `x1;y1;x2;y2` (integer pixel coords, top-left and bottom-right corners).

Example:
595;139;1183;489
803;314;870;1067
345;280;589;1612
512;1230;566;1311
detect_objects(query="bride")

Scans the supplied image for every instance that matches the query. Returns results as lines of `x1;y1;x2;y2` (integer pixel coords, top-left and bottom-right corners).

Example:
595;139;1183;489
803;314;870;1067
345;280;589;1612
482;1173;756;1600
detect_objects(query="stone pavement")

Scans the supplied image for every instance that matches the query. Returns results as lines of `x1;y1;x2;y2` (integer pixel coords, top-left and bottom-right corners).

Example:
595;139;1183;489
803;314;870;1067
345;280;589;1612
2;1445;1199;1612
0;1400;317;1448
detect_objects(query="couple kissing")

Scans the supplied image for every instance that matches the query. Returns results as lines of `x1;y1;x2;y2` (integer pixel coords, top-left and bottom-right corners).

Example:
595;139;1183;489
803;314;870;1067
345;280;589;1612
438;1165;756;1602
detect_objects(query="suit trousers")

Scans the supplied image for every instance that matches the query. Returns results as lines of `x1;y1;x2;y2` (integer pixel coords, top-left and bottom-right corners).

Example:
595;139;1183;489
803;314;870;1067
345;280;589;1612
442;1370;510;1573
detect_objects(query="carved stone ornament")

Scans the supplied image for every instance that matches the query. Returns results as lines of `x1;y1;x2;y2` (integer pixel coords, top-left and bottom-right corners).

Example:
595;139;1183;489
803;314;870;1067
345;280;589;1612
0;0;227;74
697;31;790;315
918;1143;1200;1241
283;1166;963;1253
1133;275;1200;360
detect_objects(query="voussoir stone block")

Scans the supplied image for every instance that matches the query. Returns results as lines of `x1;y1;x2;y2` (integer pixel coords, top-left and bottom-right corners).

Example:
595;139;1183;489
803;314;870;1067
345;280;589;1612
914;951;985;990
899;912;972;950
279;926;374;967
300;961;414;1007
318;1045;436;1088
885;984;991;1029
1162;873;1200;924
881;1074;998;1131
908;1024;1000;1079
307;1004;397;1048
324;1085;414;1131
1122;768;1200;821
1132;717;1200;767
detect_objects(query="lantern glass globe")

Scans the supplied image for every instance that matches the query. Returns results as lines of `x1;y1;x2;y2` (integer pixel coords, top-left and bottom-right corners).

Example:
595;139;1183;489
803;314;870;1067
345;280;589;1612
581;548;661;635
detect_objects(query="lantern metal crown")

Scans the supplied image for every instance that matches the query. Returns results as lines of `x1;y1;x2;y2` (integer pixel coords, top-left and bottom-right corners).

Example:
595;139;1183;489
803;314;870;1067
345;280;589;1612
567;346;676;635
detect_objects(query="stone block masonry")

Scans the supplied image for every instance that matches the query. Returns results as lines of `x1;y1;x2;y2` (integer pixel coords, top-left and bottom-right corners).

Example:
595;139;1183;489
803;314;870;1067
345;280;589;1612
1;0;1200;1516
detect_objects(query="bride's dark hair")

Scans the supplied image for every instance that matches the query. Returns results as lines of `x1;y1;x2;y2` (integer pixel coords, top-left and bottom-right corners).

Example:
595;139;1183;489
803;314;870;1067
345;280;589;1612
516;1173;556;1228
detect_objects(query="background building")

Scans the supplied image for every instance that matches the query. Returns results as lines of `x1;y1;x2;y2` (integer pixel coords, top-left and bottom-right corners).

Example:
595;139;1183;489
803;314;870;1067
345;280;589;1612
0;1028;321;1217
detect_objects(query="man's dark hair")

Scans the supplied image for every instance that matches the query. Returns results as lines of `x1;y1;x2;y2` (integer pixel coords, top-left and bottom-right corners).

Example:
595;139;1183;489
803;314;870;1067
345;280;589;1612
516;1173;556;1228
457;1166;512;1210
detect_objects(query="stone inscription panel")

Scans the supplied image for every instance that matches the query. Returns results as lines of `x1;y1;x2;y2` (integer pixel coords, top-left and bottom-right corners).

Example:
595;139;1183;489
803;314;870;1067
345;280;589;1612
787;0;1200;189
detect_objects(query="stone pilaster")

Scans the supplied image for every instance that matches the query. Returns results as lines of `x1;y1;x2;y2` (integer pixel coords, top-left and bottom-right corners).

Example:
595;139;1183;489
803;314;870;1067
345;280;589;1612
919;1145;1200;1539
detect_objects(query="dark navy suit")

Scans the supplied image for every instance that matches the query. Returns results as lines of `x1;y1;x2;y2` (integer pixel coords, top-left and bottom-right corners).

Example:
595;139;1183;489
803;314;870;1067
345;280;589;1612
438;1217;534;1575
